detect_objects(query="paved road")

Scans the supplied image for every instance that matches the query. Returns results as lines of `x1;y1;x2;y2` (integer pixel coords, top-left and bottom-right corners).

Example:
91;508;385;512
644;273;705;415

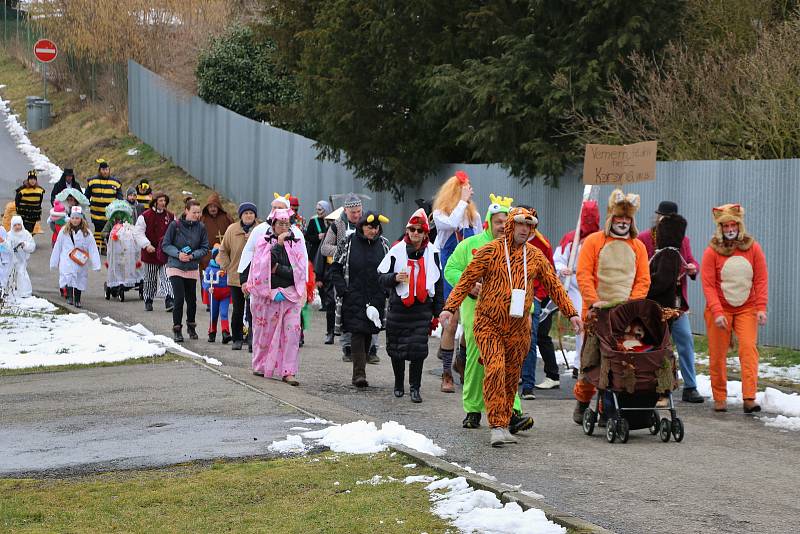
3;98;800;533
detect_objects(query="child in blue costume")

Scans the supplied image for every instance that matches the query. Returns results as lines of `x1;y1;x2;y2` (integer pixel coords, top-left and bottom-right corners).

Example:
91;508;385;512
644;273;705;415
202;245;232;343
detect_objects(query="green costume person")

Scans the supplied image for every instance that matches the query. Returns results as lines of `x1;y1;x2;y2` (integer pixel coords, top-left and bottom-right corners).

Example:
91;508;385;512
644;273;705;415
444;194;533;433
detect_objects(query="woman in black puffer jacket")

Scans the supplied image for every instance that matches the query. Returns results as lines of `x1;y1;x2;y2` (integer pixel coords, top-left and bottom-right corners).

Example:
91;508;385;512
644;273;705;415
330;211;390;388
378;208;443;403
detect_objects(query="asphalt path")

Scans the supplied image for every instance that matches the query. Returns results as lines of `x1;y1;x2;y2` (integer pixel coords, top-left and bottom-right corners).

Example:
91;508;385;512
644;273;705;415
2;97;799;533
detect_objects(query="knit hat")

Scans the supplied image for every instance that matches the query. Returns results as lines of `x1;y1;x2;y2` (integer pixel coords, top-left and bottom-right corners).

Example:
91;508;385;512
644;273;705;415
10;215;23;228
238;202;257;218
316;200;332;215
97;158;109;170
343;193;362;209
406;208;429;232
126;187;137;197
70;206;86;219
289;195;300;209
604;189;640;238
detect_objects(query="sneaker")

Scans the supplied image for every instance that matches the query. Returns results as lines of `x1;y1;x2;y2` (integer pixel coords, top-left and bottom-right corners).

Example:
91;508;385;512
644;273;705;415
572;401;589;425
144;299;153;312
462;412;481;429
535;377;560;390
509;411;534;434
681;388;704;403
324;333;335;345
521;389;536;400
502;427;519;443
208;332;216;343
490;428;507;447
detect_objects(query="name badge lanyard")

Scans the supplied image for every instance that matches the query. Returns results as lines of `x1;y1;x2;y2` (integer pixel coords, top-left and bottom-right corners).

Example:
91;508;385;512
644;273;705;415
503;238;527;292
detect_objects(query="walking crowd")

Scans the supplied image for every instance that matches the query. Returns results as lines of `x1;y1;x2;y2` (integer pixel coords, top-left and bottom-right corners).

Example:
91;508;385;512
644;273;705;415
2;163;770;446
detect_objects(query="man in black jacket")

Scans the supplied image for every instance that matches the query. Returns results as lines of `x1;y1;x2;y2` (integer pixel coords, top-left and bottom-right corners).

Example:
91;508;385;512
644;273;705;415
50;168;81;205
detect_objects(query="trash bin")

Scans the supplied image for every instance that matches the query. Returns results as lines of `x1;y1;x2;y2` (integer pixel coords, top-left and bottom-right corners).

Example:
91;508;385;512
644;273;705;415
37;100;52;129
26;96;42;132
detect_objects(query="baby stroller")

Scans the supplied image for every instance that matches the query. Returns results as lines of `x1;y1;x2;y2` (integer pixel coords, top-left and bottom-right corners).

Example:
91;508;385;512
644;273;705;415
580;299;683;444
103;200;145;302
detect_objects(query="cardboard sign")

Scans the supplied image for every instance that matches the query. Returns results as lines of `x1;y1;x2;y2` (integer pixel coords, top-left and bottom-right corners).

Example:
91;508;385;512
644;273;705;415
582;141;657;185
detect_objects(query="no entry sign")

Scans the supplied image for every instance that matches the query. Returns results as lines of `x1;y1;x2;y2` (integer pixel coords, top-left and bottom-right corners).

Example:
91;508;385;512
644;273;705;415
33;39;58;63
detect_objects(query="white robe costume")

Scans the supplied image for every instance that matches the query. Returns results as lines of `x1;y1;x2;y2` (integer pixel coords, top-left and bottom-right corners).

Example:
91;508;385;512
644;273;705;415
0;228;12;294
107;222;149;288
50;228;101;291
6;222;36;297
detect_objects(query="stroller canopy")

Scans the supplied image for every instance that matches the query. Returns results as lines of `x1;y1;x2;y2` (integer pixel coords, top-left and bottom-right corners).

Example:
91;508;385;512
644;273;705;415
595;299;670;351
105;199;134;223
55;187;90;210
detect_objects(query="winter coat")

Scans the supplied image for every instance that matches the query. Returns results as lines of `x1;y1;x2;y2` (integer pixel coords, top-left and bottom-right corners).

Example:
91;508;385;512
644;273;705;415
50;226;101;291
217;220;259;287
127;200;146;219
378;242;443;362
200;193;233;271
50;175;82;206
330;228;389;335
135;208;175;265
6;225;36;297
161;217;210;272
106;222;148;287
647;215;688;311
305;216;329;264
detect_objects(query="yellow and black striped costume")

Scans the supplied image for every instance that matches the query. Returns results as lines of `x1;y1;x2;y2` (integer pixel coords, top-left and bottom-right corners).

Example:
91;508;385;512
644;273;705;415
15;183;45;233
84;174;122;249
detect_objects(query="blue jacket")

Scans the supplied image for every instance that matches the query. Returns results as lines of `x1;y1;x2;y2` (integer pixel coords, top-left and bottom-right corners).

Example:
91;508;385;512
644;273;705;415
161;217;209;272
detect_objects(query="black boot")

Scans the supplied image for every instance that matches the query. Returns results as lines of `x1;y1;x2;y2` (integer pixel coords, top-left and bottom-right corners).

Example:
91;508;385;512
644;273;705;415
165;296;174;312
187;323;198;340
221;331;232;344
391;358;405;397
367;345;380;364
232;340;243;351
409;360;423;403
208;331;216;343
324;332;335;345
145;299;153;312
342;345;352;363
74;289;82;308
462;412;481;429
410;388;423;403
173;325;184;343
66;287;74;305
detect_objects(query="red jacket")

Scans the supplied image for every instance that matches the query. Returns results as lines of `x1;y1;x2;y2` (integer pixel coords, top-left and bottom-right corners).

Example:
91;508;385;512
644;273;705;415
141;208;174;265
528;231;555;300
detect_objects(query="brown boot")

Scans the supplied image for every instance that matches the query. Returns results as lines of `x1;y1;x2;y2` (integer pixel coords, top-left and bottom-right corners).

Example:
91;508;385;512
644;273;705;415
452;346;466;383
743;399;761;413
713;400;727;412
440;371;455;393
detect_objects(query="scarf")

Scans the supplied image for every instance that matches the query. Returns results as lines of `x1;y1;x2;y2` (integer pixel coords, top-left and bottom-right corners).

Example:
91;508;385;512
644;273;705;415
378;240;440;305
240;220;255;234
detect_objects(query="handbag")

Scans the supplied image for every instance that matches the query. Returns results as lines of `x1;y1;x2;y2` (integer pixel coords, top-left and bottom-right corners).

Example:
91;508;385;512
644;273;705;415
68;233;89;266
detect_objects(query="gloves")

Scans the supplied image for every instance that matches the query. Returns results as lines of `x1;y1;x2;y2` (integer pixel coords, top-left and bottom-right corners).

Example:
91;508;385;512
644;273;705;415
429;317;440;335
366;305;381;328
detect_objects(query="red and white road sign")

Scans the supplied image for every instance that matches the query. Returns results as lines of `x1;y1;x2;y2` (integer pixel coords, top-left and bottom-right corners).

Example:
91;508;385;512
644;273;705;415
33;39;58;63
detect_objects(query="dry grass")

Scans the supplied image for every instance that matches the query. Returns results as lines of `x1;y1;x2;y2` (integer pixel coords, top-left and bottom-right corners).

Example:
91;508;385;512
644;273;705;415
0;49;237;216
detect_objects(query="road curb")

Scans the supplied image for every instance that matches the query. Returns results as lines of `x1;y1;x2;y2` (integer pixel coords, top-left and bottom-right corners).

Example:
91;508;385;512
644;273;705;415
390;444;613;534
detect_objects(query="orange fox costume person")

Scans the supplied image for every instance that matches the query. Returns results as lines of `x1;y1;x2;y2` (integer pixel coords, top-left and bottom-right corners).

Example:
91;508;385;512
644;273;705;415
443;207;578;439
573;190;651;420
701;204;768;413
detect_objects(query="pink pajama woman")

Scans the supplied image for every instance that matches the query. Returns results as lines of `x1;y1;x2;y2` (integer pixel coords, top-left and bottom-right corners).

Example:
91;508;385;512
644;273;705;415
245;208;308;385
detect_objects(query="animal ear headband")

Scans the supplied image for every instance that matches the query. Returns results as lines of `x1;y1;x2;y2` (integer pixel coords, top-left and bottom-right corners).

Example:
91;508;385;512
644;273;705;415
366;214;390;224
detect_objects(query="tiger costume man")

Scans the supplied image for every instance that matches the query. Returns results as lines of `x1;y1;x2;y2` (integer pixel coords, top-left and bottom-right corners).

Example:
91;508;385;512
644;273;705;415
441;206;581;447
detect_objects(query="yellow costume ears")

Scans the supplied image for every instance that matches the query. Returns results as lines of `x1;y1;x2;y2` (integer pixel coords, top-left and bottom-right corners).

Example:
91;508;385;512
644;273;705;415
365;214;390;224
95;158;106;164
489;193;513;210
379;215;389;224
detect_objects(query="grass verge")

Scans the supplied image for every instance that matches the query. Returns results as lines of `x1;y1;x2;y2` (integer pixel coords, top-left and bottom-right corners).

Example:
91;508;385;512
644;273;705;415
0;451;450;534
0;353;188;377
0;49;237;215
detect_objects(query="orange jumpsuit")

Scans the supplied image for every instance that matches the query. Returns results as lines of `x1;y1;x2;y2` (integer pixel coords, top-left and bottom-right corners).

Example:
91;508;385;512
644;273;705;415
444;212;577;428
573;231;651;403
701;242;768;402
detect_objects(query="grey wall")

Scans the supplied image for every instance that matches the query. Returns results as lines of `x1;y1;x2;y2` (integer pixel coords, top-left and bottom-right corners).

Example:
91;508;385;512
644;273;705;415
129;61;799;348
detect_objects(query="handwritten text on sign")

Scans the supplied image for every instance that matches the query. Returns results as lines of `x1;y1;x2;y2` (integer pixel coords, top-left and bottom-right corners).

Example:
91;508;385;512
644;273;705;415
582;141;657;185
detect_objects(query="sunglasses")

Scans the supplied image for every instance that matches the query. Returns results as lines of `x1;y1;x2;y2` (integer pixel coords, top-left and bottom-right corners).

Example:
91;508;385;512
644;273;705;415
407;227;425;234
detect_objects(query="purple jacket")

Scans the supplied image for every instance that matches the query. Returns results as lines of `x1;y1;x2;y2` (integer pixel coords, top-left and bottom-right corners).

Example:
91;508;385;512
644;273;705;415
638;229;699;311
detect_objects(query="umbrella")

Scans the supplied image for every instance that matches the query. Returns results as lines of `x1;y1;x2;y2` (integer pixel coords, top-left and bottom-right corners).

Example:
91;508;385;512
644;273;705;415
325;206;344;221
55;187;90;210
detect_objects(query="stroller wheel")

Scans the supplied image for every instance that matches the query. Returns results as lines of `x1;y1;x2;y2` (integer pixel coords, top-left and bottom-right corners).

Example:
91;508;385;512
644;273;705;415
616;417;630;443
606;418;617;443
582;409;596;436
671;417;684;443
105;284;110;300
649;411;660;435
659;418;672;442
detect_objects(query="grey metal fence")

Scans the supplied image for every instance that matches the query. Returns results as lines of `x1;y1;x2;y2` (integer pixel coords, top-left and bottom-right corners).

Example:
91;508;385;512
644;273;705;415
129;61;800;348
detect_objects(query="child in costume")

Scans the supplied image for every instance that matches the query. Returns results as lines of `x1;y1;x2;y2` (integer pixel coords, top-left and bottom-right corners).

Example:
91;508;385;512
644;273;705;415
50;206;101;307
202;245;232;343
5;216;36;298
102;200;147;300
432;171;482;393
48;200;68;247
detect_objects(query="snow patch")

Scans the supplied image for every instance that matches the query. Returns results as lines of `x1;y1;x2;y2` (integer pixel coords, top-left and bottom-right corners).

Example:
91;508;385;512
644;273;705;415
267;434;308;454
520;490;545;500
403;463;417;469
289;427;312;432
285;417;334;425
301;420;445;456
127;148;140;156
356;475;398;486
3;295;57;313
0;309;166;369
761;415;800;431
696;375;800;431
0;94;63;183
421;477;565;534
404;475;439;484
